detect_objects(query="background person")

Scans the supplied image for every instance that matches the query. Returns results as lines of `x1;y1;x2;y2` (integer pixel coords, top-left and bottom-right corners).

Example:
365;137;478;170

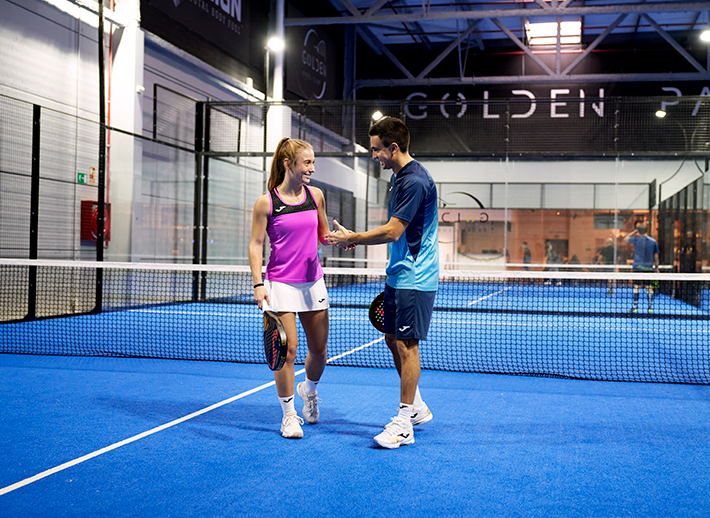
623;223;659;313
522;241;531;271
599;236;616;294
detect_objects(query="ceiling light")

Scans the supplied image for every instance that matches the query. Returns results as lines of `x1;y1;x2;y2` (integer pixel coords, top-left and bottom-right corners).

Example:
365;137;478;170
655;110;667;118
701;30;710;43
371;111;384;121
267;37;285;52
526;20;581;46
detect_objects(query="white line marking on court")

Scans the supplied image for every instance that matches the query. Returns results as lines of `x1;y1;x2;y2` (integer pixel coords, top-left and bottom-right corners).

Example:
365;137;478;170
327;337;385;363
0;338;383;496
466;287;512;306
129;309;261;317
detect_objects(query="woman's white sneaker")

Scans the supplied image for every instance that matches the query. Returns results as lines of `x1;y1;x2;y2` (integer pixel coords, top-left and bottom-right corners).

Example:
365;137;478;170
296;381;321;424
281;411;304;439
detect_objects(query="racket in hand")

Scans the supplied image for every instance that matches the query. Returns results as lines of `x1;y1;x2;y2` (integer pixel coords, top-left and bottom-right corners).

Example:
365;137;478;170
263;310;288;371
368;291;385;333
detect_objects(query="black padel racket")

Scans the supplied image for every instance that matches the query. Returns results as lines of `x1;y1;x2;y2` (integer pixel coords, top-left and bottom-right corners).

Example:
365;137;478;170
368;291;385;332
263;310;288;371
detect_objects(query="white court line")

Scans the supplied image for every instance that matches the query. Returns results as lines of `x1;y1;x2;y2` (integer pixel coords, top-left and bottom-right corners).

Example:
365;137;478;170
0;337;384;496
129;309;261;317
466;286;512;306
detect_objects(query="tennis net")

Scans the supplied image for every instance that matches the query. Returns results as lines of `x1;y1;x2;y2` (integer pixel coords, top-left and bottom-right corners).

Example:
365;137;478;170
1;259;708;384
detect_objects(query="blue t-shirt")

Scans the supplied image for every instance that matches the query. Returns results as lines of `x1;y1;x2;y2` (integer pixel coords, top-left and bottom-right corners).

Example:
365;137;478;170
386;160;439;291
628;235;659;270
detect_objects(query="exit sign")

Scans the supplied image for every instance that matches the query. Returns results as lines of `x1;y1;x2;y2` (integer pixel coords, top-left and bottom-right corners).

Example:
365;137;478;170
77;167;96;185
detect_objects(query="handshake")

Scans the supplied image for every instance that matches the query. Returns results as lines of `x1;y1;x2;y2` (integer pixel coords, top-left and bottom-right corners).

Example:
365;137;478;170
326;220;356;250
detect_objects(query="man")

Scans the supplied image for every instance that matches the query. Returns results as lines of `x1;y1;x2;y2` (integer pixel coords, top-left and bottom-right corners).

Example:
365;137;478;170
599;237;616;294
521;242;531;271
326;117;438;449
623;224;659;313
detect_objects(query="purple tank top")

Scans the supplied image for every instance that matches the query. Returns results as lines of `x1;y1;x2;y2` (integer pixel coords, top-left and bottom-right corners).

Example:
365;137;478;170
265;185;324;283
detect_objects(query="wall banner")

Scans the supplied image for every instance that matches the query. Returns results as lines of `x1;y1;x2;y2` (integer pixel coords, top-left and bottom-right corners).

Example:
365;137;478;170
147;0;250;59
286;25;337;100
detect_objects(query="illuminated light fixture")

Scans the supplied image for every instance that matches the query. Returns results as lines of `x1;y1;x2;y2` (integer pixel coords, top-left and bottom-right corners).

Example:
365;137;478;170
526;20;582;46
701;30;710;43
371;111;384;121
655;110;667;118
267;37;285;52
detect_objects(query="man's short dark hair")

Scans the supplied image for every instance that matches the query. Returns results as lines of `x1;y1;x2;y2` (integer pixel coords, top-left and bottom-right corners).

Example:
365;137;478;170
369;117;410;153
638;224;647;235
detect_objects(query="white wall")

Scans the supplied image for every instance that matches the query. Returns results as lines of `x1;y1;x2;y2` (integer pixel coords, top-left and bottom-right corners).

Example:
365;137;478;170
0;0;99;116
422;158;707;207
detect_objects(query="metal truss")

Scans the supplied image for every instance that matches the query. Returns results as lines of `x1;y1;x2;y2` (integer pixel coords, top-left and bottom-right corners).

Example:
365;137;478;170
288;1;710;88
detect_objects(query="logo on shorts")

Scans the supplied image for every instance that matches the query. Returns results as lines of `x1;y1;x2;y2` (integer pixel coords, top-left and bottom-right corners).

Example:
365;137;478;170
318;298;326;303
399;325;411;332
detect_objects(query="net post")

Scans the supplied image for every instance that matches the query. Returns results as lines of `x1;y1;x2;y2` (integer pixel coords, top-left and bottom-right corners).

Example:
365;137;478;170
27;104;41;320
200;104;212;299
93;0;107;314
193;102;205;301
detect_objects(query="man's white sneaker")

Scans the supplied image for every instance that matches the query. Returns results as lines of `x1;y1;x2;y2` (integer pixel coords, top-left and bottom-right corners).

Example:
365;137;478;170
411;406;433;426
296;381;321;424
281;411;304;439
373;417;415;449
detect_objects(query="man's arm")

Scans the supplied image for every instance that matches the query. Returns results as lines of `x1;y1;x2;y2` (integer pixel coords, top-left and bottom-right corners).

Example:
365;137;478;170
624;228;638;244
326;217;408;247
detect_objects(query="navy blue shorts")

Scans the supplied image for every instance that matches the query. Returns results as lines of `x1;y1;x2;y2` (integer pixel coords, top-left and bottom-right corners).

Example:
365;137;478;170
383;284;436;341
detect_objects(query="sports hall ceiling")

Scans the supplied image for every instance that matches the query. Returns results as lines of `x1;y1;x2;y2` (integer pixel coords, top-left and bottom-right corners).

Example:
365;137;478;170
284;0;710;89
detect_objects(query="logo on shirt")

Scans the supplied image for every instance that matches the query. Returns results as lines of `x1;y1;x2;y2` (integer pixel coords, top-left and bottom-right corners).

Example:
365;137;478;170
274;206;286;212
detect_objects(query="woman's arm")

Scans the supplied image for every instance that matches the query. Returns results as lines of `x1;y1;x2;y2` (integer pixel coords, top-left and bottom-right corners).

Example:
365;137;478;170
311;187;330;246
248;195;270;307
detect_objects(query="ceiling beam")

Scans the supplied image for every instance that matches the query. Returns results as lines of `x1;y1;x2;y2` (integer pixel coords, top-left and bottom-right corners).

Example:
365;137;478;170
490;18;555;77
364;0;390;17
354;71;710;88
641;13;707;73
336;0;361;17
416;20;482;79
354;25;416;79
532;0;552;11
284;2;707;26
561;14;627;76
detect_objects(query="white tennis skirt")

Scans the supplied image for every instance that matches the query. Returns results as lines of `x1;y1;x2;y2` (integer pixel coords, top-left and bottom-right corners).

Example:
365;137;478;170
264;277;329;313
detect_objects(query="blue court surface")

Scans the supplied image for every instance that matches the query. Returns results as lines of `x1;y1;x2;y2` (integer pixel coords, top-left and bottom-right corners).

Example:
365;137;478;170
1;353;709;518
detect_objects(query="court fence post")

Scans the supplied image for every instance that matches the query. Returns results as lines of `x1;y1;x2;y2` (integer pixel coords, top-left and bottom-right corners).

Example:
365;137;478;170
26;104;41;321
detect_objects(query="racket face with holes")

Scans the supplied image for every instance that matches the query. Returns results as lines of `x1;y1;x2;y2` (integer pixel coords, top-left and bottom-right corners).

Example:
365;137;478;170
368;291;385;333
263;310;288;371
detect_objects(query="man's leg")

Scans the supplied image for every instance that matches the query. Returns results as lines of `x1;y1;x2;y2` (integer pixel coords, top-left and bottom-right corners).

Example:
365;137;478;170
397;339;420;406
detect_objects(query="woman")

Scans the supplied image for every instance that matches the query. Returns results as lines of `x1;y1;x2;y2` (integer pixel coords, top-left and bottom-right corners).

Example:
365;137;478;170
249;137;331;439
